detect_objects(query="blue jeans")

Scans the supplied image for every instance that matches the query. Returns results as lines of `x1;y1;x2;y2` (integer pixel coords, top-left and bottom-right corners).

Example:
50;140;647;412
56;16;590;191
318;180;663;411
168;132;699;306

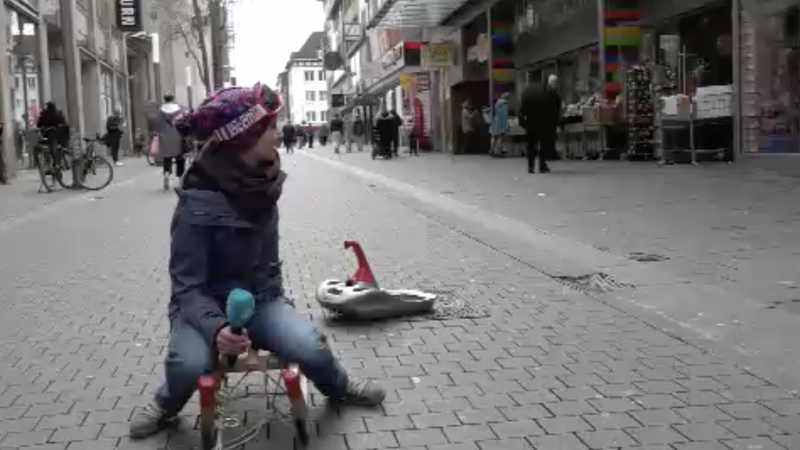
155;297;348;412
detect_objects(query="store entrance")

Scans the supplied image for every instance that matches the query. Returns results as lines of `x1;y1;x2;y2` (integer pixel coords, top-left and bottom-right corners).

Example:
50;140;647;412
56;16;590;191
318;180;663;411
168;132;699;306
756;4;800;153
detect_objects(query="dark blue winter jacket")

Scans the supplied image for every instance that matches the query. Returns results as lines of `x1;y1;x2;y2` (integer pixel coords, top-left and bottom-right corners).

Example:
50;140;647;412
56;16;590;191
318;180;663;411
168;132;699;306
168;188;283;345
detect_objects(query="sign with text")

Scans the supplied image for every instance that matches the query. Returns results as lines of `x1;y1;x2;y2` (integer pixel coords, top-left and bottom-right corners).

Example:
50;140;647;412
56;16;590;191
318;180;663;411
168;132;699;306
421;43;455;67
381;42;405;72
116;0;143;32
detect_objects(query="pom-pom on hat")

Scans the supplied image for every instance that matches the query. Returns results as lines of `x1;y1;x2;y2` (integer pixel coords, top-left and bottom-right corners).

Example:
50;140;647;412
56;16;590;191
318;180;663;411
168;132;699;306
174;83;282;151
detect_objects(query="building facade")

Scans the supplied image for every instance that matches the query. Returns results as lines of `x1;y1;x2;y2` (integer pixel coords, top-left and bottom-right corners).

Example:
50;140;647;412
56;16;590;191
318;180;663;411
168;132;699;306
0;0;228;183
282;32;329;126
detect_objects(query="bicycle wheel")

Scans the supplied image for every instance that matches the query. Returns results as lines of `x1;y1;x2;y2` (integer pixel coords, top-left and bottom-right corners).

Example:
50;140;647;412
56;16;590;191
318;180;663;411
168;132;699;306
55;149;76;189
34;148;57;192
77;155;114;191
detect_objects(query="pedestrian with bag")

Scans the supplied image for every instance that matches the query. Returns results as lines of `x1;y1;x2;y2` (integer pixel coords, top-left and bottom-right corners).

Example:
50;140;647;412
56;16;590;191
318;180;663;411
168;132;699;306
105;109;125;166
156;93;189;191
490;93;511;157
330;114;344;154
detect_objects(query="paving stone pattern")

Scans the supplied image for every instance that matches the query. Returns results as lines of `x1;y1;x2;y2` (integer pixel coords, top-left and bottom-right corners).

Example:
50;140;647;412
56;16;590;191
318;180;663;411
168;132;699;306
0;157;153;223
0;155;797;449
312;150;800;310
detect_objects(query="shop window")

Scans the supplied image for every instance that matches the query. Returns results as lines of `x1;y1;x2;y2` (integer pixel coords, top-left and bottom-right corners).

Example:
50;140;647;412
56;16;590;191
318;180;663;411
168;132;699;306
678;4;733;87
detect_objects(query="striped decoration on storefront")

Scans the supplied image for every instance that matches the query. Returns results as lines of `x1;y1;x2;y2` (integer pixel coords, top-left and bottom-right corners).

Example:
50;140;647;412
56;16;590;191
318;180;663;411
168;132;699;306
491;10;515;100
603;0;642;98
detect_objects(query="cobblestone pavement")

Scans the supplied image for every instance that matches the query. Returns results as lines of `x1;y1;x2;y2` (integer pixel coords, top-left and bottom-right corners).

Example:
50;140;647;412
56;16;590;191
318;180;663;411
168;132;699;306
1;153;799;450
304;149;800;310
301;148;800;387
0;157;156;223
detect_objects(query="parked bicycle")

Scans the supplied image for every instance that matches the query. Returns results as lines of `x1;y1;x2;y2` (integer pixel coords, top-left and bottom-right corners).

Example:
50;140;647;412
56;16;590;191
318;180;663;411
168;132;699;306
75;134;115;191
34;127;74;192
34;131;114;192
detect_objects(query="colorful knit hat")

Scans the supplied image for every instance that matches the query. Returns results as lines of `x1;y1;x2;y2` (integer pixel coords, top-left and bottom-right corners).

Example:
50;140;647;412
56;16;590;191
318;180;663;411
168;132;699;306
174;83;282;151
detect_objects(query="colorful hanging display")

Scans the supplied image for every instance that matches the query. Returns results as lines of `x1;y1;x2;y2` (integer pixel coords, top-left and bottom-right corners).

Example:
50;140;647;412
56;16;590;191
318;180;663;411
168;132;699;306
491;10;515;100
603;0;642;99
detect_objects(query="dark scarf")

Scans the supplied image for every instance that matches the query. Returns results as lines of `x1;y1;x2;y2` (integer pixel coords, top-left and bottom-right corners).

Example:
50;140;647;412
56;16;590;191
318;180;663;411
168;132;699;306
183;146;286;223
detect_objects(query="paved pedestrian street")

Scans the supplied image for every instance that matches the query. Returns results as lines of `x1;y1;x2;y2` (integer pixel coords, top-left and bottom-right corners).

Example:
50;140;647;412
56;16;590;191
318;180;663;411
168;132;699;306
0;154;799;450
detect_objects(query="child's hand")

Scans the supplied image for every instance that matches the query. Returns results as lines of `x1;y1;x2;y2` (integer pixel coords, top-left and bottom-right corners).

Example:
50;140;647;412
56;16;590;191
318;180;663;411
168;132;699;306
216;326;251;355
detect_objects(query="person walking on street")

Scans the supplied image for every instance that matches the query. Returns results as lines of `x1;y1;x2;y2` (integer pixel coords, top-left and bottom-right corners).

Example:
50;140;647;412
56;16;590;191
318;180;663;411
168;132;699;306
156;93;189;191
317;122;330;147
389;110;403;157
330;114;344;154
351;111;366;153
105;109;125;166
519;75;560;173
282;122;296;154
304;122;315;149
461;101;478;154
376;111;394;158
128;83;386;440
294;125;306;149
343;114;354;153
490;93;511;157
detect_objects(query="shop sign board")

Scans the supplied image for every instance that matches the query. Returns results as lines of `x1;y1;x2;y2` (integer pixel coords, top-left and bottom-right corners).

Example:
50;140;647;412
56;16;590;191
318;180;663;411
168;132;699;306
659;34;679;52
381;42;405;72
415;73;430;92
421;42;455;67
116;0;143;32
399;73;414;88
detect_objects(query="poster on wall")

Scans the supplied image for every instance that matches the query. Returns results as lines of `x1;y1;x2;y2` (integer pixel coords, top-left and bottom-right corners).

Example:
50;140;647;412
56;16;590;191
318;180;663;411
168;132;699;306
413;73;431;149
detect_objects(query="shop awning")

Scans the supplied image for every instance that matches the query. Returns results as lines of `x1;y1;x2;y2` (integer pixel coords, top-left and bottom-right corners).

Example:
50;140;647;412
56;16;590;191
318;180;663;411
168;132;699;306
367;0;473;29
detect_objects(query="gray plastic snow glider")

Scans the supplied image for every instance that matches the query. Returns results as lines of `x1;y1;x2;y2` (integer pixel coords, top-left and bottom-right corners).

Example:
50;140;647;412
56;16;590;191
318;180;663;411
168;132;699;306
315;241;437;320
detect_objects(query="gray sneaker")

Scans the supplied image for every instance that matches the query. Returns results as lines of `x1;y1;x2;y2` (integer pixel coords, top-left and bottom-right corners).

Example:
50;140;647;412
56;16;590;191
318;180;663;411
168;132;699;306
343;377;385;406
129;399;178;440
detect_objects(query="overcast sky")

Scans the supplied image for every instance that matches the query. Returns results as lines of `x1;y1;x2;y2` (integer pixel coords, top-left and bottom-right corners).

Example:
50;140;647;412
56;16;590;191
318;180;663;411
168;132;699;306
232;0;324;88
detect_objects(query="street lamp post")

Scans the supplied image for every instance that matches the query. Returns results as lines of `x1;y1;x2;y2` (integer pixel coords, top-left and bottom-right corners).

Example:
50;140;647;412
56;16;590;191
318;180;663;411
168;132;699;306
185;65;193;109
152;33;162;102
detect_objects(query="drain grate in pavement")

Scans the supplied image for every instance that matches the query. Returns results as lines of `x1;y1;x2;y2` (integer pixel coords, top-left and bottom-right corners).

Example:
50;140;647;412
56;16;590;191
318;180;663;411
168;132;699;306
424;290;491;320
628;252;669;262
767;299;800;313
554;272;635;295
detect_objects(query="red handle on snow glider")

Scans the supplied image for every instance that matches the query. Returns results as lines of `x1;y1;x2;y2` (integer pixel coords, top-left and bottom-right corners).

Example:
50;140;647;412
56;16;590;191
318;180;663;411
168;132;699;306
344;240;376;285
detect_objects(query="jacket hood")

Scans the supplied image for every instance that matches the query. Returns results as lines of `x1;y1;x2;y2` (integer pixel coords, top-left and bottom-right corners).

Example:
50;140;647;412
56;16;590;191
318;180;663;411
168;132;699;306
175;188;255;228
160;103;182;117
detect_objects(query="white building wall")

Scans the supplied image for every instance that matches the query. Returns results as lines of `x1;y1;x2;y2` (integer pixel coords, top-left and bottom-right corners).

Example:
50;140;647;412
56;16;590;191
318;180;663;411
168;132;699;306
287;63;328;125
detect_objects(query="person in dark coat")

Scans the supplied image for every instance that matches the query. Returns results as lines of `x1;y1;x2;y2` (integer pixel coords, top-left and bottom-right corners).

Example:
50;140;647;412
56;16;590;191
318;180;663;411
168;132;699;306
376;111;394;158
281;122;296;153
37;101;70;149
105;109;125;166
156;94;189;191
389;110;403;156
519;75;561;173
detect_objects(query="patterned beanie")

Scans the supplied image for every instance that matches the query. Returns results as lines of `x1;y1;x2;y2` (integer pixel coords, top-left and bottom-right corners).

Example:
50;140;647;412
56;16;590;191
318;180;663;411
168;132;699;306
174;83;282;151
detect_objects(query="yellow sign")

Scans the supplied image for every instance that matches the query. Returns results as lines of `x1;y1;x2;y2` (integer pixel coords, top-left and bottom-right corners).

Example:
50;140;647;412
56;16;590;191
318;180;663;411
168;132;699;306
399;73;414;88
421;42;455;67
